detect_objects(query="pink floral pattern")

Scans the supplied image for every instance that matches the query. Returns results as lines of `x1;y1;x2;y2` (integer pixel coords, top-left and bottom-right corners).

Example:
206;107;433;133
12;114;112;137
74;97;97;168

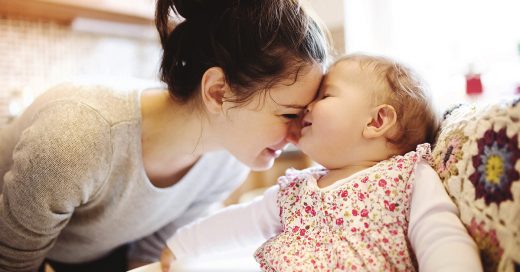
254;144;431;271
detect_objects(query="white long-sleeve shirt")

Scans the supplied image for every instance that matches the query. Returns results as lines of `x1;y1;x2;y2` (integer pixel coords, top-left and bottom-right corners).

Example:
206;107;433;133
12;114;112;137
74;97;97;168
168;162;483;272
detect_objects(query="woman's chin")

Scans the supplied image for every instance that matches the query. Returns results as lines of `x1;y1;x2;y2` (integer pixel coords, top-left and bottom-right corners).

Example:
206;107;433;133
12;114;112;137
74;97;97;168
249;160;274;171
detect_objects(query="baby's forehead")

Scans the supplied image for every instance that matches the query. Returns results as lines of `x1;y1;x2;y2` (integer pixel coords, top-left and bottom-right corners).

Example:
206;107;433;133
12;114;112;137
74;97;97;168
324;59;378;81
333;58;377;71
323;58;391;98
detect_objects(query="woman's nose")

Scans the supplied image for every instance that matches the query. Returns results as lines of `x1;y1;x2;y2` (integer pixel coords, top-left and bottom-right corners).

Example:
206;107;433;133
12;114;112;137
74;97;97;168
286;115;303;145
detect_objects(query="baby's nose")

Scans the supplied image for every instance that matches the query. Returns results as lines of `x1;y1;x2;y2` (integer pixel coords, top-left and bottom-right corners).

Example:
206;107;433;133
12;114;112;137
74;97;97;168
305;100;316;112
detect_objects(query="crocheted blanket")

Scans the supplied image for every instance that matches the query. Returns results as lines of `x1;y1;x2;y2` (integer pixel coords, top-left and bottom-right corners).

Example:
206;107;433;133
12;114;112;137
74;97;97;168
431;97;520;272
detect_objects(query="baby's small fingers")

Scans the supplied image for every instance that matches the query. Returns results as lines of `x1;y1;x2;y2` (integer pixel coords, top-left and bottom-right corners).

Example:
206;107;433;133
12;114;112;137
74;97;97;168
160;247;174;272
161;262;170;272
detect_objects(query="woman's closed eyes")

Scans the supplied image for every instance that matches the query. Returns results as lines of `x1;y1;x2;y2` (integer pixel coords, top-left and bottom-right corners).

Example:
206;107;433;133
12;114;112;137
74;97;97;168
281;113;301;120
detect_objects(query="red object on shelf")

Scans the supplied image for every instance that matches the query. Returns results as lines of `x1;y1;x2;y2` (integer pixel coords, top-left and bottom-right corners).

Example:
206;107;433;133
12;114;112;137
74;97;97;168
465;74;483;95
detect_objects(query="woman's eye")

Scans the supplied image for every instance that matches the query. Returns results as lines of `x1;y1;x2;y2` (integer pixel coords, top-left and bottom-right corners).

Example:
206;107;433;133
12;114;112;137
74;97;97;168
281;114;300;120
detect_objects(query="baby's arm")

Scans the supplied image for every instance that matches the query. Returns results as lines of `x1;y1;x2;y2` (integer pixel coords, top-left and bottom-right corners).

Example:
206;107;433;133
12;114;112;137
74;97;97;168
408;161;483;272
166;185;282;260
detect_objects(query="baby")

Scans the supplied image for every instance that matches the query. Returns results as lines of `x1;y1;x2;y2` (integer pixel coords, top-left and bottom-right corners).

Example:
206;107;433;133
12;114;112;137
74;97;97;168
160;54;482;271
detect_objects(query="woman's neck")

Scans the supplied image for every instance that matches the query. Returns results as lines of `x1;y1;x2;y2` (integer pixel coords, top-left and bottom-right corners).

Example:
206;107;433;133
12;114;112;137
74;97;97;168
139;89;217;187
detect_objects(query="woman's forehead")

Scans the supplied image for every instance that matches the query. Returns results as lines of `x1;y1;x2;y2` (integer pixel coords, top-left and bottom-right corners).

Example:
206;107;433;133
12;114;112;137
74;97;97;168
268;65;323;108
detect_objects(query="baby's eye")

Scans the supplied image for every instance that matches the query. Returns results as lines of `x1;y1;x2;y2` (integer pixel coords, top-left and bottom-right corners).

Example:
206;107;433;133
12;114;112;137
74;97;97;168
281;114;300;120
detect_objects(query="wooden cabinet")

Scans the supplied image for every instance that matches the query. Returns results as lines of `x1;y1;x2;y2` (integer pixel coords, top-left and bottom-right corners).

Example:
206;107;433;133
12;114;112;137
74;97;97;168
0;0;154;25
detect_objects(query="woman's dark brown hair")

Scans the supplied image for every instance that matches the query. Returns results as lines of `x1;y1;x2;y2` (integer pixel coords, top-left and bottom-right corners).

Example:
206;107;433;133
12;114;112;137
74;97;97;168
156;0;330;104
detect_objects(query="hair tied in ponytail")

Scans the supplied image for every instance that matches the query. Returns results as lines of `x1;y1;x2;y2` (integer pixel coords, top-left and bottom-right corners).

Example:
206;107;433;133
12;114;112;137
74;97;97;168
172;0;233;20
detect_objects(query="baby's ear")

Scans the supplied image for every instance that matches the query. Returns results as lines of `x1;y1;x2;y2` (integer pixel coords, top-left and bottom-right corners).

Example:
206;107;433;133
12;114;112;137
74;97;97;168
363;104;397;139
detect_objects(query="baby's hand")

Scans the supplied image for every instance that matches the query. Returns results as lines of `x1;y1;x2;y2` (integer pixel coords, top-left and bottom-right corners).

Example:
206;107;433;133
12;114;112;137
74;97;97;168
160;246;176;272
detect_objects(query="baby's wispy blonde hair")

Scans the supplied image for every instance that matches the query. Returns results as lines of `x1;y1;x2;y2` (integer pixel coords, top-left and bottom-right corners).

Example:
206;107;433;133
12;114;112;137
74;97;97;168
336;54;440;153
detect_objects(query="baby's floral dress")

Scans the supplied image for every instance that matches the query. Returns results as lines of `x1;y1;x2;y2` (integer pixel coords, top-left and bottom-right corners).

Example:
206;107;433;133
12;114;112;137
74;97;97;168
254;144;432;272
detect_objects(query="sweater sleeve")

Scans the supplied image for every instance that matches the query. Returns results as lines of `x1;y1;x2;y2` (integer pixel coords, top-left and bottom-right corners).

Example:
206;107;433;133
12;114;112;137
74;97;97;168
408;161;483;272
127;163;251;263
0;102;112;272
166;185;281;260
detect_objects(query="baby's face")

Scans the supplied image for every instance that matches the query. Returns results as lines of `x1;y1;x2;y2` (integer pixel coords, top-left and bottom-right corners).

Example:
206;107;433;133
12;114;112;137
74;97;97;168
298;60;377;168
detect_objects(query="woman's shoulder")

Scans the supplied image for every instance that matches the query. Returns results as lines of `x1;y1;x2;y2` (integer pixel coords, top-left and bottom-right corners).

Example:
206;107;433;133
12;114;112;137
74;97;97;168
31;82;144;126
6;82;145;161
4;91;115;199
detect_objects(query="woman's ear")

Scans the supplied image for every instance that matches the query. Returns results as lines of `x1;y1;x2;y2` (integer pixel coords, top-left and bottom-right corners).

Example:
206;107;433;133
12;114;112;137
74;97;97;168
200;67;230;114
363;104;397;139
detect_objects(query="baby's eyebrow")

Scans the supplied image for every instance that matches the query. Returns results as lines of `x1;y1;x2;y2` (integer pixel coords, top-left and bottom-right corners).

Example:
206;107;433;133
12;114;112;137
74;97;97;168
279;103;307;109
321;84;341;95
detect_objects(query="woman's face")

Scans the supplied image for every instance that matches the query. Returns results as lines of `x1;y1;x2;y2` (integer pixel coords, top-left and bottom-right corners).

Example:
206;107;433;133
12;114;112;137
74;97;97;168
217;63;323;171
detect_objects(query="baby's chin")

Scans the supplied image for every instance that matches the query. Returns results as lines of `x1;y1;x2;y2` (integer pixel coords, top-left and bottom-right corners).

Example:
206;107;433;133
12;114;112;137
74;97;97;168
297;143;317;163
297;143;329;167
296;137;312;154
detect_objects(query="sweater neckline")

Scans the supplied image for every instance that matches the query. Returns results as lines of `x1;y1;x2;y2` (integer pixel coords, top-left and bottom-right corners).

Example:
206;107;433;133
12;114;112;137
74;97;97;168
134;88;208;194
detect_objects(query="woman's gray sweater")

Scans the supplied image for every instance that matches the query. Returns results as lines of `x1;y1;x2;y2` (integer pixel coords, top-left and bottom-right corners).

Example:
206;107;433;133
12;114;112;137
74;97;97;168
0;83;249;271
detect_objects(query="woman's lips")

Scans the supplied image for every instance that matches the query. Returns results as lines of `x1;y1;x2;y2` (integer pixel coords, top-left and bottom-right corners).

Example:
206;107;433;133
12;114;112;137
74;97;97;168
266;148;282;158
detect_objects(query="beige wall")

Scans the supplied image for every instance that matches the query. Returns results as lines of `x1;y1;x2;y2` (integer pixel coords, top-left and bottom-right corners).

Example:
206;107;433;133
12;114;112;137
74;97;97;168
0;16;161;127
330;26;346;56
308;0;346;55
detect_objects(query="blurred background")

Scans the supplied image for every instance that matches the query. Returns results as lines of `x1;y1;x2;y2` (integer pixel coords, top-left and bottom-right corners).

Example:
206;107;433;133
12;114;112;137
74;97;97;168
0;0;519;203
1;0;519;270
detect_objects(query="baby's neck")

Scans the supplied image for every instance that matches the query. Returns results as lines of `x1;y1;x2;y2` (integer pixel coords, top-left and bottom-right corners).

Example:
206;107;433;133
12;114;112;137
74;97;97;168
315;140;400;189
317;163;377;189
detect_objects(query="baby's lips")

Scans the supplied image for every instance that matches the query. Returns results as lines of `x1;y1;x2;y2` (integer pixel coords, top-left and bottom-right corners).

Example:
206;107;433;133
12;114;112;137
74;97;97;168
301;119;312;128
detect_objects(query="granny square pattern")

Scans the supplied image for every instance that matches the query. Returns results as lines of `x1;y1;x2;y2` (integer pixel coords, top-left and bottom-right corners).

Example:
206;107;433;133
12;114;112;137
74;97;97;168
431;97;520;272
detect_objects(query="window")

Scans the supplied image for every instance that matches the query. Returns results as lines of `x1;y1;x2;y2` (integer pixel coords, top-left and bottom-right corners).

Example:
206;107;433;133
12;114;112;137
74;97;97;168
343;0;520;110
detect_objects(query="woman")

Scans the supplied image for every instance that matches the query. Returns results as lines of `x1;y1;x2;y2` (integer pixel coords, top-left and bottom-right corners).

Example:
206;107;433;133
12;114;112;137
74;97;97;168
0;0;329;271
